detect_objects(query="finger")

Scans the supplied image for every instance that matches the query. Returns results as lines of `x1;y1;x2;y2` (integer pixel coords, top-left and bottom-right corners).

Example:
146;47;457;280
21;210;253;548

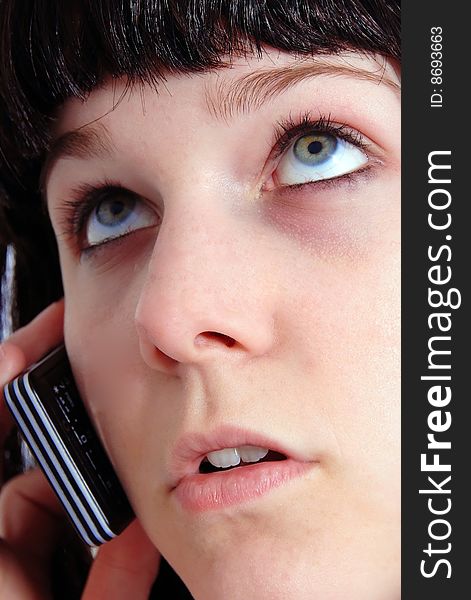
0;469;64;559
82;520;160;600
1;300;65;465
2;298;65;367
0;343;27;483
0;468;65;597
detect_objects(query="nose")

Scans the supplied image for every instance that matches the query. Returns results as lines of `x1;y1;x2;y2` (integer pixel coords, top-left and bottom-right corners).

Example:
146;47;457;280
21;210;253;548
134;202;276;373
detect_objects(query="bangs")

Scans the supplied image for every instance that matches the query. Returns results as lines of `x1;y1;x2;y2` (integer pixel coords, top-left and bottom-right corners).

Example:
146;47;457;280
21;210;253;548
1;0;399;182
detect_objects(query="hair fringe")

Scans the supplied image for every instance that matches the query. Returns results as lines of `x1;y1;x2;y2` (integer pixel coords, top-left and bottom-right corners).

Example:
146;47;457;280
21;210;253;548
1;0;399;184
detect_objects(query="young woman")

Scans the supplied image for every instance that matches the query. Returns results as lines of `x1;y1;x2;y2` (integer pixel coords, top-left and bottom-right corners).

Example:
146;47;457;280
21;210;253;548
0;1;401;598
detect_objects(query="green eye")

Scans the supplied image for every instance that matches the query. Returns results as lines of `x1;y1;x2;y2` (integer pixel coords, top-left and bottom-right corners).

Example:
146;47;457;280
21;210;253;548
275;130;368;186
293;133;338;166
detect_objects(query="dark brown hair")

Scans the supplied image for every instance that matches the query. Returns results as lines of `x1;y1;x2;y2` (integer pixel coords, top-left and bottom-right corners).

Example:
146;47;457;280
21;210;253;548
0;0;399;324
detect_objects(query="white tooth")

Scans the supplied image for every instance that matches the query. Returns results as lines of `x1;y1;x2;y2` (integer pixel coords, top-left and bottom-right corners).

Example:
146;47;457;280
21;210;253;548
236;446;269;463
207;448;241;468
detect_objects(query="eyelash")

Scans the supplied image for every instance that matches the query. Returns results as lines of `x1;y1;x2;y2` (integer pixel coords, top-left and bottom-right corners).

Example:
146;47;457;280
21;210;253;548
56;112;369;250
58;181;129;240
270;112;367;159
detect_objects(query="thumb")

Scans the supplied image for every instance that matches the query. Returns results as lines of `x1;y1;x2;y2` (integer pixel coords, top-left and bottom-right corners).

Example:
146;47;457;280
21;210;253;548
82;519;160;600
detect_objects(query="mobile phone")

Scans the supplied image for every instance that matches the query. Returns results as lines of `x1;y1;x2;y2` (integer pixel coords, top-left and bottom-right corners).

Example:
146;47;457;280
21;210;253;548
3;345;135;547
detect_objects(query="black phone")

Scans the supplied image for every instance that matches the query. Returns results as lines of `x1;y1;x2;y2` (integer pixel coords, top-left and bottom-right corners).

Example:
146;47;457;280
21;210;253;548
2;345;134;547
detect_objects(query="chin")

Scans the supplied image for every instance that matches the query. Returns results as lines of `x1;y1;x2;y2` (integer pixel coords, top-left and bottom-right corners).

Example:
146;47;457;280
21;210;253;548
166;526;400;600
182;554;400;600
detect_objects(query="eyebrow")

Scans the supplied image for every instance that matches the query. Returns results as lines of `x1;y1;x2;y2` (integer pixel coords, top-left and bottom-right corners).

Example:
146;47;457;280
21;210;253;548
204;59;400;121
42;58;399;195
40;123;114;199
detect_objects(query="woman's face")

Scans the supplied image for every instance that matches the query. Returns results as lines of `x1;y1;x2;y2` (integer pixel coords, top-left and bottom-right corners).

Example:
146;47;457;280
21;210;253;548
45;47;400;599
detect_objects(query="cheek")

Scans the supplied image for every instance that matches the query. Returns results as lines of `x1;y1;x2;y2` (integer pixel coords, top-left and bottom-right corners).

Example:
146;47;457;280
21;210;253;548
279;189;400;374
61;237;147;355
61;249;150;459
278;190;400;461
263;172;399;259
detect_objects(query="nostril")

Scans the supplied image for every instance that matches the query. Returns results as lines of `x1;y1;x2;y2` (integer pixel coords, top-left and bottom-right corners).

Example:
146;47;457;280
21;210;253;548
195;331;237;348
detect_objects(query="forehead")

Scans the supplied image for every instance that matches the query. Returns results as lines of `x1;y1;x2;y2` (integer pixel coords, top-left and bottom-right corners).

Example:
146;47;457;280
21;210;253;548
54;48;399;135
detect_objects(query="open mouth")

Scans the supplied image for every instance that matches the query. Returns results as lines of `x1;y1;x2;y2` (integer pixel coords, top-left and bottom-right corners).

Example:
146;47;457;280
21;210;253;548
199;446;287;474
172;432;314;511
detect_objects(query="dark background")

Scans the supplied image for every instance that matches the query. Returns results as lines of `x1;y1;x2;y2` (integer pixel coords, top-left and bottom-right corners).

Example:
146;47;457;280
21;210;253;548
402;2;470;598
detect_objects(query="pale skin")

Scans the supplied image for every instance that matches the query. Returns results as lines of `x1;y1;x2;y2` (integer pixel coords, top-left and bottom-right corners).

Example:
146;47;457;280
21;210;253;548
1;48;400;599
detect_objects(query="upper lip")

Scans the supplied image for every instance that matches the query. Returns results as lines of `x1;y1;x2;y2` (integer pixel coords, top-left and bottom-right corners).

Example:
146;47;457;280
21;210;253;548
168;424;307;489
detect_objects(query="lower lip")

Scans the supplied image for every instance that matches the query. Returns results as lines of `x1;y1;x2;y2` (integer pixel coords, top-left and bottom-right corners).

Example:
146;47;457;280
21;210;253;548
173;459;313;512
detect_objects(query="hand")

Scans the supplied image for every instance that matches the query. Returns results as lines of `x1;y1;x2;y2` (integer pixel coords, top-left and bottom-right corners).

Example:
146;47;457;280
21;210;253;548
0;300;160;599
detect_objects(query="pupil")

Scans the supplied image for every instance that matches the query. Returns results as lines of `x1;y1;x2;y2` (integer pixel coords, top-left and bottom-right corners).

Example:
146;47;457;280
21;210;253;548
307;140;323;154
110;200;125;216
96;196;135;227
